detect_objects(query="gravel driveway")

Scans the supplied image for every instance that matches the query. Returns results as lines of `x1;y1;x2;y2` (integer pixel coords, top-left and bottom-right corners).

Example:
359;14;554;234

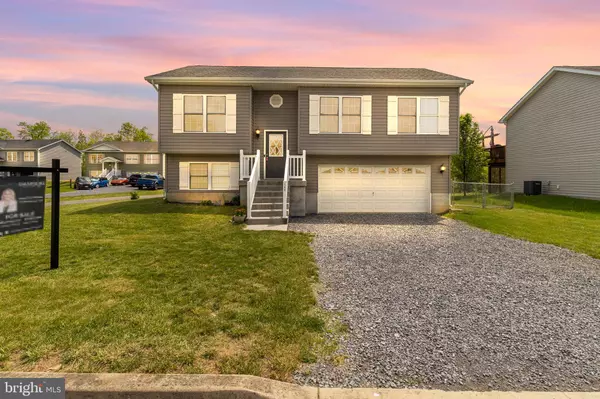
290;214;600;391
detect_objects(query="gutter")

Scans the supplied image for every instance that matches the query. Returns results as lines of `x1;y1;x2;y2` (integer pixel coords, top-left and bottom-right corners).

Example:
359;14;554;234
459;81;472;95
144;76;474;88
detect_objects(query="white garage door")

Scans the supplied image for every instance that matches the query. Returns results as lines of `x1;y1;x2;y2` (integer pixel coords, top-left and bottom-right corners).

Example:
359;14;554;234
318;165;431;213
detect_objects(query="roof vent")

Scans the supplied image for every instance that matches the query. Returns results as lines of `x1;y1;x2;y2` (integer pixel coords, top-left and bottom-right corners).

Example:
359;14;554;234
269;94;283;109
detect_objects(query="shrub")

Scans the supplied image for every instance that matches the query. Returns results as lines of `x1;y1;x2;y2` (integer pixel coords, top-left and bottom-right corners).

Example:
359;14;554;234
200;200;213;206
231;195;241;206
130;191;140;200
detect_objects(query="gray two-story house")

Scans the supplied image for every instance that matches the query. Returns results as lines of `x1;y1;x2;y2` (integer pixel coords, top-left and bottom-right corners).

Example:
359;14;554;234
500;66;600;200
0;139;81;180
145;66;473;224
83;141;162;179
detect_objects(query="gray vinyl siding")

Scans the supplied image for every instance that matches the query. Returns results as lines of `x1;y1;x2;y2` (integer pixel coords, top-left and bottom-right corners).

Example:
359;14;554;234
165;154;239;192
39;142;81;181
85;151;162;177
305;155;451;194
506;72;600;199
298;87;460;156
252;91;299;154
159;85;252;154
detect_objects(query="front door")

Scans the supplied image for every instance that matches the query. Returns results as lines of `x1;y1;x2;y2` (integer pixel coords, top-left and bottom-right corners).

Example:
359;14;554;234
265;131;287;178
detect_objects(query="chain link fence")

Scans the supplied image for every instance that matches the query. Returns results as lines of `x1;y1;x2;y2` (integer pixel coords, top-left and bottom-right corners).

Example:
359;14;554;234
451;182;515;209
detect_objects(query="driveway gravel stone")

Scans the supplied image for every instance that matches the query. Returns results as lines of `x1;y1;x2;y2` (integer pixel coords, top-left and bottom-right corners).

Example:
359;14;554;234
290;214;600;391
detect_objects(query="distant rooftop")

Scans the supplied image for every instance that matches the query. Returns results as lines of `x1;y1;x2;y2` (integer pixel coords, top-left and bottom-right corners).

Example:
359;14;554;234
0;139;61;150
84;141;158;153
145;65;473;87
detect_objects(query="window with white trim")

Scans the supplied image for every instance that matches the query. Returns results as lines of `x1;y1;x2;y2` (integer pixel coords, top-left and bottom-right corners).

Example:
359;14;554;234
125;154;139;164
89;154;104;164
397;97;440;134
6;152;18;162
144;154;160;164
319;96;361;133
182;162;239;190
23;151;35;162
184;95;227;133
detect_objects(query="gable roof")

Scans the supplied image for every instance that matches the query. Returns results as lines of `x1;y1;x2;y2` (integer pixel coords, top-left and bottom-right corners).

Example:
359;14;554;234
0;139;82;154
499;66;600;123
83;141;159;153
145;65;473;88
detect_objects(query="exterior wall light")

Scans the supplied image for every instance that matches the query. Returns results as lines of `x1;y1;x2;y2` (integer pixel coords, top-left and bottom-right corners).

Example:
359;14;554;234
440;164;447;174
255;129;261;137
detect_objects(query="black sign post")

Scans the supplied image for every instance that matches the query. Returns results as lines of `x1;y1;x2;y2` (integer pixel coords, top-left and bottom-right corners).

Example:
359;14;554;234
0;159;68;269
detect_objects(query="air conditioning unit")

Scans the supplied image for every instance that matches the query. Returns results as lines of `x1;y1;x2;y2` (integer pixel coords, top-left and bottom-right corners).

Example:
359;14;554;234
524;181;542;195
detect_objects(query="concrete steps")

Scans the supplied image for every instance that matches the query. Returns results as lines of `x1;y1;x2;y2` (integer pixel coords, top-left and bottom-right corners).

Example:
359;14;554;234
249;180;287;225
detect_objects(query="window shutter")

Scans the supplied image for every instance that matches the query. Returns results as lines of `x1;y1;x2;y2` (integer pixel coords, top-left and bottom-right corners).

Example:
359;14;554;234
361;95;372;135
438;96;450;135
387;96;398;135
229;163;240;190
225;94;237;133
179;162;189;190
309;95;320;134
173;94;184;133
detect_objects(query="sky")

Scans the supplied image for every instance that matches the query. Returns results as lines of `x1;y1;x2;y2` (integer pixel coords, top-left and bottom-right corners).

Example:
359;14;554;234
1;0;599;145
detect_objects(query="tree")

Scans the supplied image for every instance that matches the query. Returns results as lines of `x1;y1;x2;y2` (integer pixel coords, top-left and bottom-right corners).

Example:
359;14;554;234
116;122;153;142
451;114;489;183
17;121;52;140
51;130;76;147
0;128;14;140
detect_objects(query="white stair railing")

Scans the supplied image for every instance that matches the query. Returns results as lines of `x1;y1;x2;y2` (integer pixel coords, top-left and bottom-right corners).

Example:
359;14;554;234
288;150;306;180
99;168;108;178
105;170;115;180
283;150;290;219
246;149;260;219
239;149;257;180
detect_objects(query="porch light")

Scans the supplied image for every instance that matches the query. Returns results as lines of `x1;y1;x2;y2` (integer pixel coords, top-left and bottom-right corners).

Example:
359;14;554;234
255;129;261;137
440;164;447;174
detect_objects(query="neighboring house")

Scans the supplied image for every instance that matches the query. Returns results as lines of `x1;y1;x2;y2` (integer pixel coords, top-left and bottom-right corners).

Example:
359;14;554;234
145;65;473;223
82;142;162;179
500;66;600;199
0;139;81;180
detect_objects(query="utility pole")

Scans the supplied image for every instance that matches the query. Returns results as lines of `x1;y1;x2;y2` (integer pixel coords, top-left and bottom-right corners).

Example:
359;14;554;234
483;126;500;148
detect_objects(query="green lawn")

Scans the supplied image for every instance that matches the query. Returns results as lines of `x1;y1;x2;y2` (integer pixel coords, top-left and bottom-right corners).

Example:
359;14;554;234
58;190;164;202
447;194;600;258
45;181;76;194
0;199;332;379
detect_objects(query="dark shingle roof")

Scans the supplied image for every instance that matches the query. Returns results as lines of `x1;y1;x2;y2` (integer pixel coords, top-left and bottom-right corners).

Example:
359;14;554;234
146;65;471;82
559;66;600;72
85;141;158;153
0;139;60;150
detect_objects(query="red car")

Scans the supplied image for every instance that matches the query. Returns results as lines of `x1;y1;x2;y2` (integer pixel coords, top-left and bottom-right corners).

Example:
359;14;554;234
110;177;129;186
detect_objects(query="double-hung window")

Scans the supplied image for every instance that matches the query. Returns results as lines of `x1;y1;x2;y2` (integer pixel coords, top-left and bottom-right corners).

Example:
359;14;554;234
319;96;361;134
183;95;228;133
89;154;104;164
24;151;35;162
6;152;18;162
144;154;160;164
125;154;139;164
389;96;448;135
189;163;209;189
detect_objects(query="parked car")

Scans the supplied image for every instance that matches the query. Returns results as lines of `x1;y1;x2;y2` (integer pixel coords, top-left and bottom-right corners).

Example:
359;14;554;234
74;176;93;190
137;174;164;190
90;177;109;188
128;174;142;187
111;177;129;186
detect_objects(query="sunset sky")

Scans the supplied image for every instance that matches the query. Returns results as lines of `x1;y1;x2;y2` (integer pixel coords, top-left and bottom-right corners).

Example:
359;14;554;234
1;0;599;145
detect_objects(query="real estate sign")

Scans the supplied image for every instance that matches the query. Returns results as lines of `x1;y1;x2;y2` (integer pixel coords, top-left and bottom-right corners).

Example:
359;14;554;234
0;176;46;237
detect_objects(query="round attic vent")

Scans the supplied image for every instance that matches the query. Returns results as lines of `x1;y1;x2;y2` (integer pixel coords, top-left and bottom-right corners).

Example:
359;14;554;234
270;94;283;108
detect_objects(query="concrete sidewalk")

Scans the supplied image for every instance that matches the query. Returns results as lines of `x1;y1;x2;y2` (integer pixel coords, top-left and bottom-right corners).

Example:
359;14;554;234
0;373;597;399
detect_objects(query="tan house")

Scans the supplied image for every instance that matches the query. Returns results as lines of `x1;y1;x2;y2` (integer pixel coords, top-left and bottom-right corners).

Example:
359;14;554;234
145;65;473;224
500;66;600;200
